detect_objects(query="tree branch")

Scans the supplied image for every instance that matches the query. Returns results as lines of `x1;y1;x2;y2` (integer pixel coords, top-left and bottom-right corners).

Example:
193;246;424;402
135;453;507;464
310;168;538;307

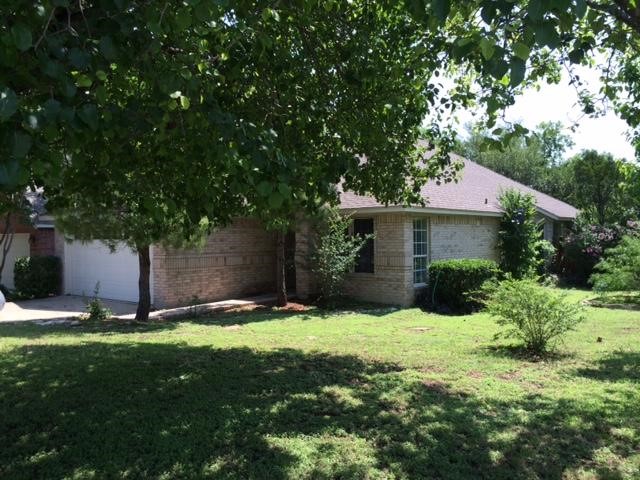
586;0;640;34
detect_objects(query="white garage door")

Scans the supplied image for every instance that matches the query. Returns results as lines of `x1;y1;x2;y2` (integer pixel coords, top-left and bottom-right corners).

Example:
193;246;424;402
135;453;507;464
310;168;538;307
0;233;30;289
64;241;140;302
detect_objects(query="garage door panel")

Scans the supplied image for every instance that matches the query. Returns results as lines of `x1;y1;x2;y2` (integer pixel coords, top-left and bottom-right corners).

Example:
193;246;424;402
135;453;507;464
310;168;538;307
65;241;139;302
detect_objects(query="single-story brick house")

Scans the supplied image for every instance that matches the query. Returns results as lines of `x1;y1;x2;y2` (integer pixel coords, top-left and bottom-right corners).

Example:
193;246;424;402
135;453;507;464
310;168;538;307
50;154;576;308
314;155;578;306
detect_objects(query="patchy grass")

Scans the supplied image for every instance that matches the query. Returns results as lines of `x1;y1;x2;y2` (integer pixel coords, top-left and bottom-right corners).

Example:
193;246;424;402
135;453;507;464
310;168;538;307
0;288;638;479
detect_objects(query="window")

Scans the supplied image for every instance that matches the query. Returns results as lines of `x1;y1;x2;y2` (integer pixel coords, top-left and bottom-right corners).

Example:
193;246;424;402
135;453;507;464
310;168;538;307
354;218;374;273
413;218;428;284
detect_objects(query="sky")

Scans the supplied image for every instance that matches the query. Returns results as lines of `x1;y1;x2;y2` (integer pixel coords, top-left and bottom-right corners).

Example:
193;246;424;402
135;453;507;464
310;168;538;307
453;66;637;162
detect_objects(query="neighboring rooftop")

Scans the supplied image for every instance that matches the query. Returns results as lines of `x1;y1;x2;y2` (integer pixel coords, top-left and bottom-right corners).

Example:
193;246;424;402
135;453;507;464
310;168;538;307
339;152;578;221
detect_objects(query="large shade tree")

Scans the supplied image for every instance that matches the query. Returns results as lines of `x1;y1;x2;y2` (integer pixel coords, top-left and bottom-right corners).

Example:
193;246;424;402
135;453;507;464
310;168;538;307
4;1;640;318
3;1;470;319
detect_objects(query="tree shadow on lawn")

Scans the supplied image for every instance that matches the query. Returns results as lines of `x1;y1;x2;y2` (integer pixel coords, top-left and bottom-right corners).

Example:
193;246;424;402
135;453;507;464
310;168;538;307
479;343;577;363
0;304;400;340
0;343;637;479
577;351;640;382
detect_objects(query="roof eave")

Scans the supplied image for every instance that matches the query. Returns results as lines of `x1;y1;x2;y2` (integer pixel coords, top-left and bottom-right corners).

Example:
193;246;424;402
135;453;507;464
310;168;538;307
535;206;577;222
339;205;502;217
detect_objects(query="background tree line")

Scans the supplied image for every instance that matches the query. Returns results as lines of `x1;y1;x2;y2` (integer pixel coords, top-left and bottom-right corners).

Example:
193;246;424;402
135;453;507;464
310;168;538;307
459;121;640;226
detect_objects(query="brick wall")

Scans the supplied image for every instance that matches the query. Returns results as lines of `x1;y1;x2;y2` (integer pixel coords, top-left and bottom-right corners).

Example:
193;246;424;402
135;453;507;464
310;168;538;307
343;213;415;307
295;212;501;308
430;215;499;262
152;218;277;308
30;228;55;256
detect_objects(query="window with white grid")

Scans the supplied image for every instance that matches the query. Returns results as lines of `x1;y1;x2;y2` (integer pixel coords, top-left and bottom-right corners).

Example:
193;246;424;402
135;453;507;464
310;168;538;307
413;218;428;285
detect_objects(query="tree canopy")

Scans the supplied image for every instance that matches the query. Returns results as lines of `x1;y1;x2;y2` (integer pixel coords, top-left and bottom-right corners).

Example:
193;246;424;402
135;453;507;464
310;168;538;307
3;1;640;317
6;1;467;318
407;1;640;156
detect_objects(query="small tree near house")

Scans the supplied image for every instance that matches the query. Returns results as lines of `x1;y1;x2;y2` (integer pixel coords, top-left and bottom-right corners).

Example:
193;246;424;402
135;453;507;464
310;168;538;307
497;189;541;279
312;209;372;306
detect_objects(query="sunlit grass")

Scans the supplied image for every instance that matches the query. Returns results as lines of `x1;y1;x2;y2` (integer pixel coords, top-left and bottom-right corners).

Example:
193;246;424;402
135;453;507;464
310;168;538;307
0;288;638;479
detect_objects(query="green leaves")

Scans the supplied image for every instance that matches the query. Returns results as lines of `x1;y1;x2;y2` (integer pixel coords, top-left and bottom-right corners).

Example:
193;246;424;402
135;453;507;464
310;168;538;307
534;22;560;48
268;191;284;209
11;24;32;51
0;88;18;121
479;38;495;60
510;58;526;87
69;48;91;70
78;104;99;131
256;181;272;197
574;0;587;18
76;74;93;88
99;36;117;60
12;132;32;158
42;98;62;121
175;9;192;31
513;42;531;61
431;0;451;22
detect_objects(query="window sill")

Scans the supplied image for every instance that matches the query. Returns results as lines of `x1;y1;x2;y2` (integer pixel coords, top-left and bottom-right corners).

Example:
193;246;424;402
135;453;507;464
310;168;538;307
413;282;427;288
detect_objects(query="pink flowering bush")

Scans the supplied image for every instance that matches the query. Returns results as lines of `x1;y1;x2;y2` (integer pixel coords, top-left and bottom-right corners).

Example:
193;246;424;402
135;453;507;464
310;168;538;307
559;221;640;286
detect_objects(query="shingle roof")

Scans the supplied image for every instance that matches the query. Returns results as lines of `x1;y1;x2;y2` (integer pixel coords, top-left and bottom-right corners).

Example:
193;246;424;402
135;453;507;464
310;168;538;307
339;152;579;220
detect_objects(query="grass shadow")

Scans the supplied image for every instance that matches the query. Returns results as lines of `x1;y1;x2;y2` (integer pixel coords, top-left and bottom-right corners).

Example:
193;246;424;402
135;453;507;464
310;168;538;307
479;343;576;362
576;351;640;382
0;341;638;478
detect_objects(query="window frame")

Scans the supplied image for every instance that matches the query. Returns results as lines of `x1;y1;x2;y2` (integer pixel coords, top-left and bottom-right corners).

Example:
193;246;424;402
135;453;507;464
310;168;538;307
353;218;374;274
413;218;428;286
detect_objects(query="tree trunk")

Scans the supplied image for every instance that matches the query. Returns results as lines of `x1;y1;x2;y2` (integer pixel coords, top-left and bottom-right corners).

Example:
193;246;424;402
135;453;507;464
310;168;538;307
276;231;287;307
135;244;151;321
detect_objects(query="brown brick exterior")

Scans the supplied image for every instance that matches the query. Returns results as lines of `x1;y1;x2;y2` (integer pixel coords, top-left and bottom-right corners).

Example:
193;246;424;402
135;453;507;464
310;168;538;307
429;215;499;262
343;213;415;306
295;212;500;307
29;228;55;256
152;218;277;308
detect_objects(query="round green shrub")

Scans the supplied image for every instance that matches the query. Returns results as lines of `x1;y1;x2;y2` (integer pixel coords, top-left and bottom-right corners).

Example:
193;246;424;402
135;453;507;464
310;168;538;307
428;258;500;312
13;256;62;299
480;277;584;355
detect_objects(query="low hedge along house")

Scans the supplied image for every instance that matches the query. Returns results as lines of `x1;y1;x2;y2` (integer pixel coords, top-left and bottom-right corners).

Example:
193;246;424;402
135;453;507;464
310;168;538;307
55;154;577;308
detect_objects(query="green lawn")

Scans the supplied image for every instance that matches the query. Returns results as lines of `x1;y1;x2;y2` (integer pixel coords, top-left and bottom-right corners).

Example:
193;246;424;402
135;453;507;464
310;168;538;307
0;289;638;479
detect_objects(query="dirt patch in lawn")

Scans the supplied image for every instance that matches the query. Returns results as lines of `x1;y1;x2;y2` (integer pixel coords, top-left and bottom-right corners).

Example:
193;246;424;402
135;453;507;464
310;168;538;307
497;370;522;381
407;327;434;333
467;370;485;379
223;324;243;331
224;302;313;315
419;364;446;374
421;379;450;395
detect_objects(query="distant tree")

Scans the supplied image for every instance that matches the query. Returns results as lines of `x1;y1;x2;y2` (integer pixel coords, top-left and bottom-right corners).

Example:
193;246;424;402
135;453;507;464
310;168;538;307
536;122;575;165
591;236;640;292
571;150;624;225
459;122;574;199
619;162;640;220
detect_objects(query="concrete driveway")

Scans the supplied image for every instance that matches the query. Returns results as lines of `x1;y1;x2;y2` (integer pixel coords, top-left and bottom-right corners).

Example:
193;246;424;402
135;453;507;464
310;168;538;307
0;295;137;322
